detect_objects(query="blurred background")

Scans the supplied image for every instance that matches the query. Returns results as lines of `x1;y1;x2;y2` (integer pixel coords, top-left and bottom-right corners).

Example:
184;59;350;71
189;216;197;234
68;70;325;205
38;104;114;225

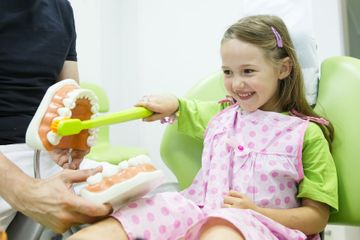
68;1;359;238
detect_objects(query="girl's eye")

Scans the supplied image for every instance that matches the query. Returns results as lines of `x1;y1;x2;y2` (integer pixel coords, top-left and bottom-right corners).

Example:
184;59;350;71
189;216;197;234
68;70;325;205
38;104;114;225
223;69;232;76
244;69;255;74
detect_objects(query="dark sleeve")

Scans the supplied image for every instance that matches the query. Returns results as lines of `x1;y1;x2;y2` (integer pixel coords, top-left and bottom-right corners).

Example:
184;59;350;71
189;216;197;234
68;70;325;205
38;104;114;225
64;0;77;61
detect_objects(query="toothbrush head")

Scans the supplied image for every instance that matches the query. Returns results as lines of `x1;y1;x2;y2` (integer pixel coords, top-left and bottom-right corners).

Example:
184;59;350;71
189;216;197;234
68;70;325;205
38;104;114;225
26;79;99;151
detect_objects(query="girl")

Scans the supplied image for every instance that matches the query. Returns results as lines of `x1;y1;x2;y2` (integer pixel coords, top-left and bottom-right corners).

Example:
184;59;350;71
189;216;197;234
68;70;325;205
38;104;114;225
70;15;337;240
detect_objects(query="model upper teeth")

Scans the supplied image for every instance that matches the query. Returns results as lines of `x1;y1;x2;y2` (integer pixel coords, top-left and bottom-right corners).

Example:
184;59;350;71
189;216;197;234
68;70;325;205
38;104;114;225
57;107;72;118
47;88;99;147
63;98;76;109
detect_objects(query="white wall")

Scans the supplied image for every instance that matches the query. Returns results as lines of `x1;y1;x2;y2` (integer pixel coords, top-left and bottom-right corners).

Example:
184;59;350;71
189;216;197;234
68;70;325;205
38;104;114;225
70;0;345;182
312;0;345;63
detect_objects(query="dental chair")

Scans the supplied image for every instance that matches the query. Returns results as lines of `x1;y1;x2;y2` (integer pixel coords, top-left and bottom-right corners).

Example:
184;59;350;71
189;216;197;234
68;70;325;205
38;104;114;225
160;56;360;235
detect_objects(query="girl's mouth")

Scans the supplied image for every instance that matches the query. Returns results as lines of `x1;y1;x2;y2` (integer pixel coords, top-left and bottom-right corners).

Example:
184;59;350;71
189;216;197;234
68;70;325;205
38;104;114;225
238;92;255;100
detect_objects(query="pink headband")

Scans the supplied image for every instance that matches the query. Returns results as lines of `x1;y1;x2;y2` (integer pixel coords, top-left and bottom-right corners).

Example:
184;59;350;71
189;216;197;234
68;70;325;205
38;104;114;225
271;26;283;48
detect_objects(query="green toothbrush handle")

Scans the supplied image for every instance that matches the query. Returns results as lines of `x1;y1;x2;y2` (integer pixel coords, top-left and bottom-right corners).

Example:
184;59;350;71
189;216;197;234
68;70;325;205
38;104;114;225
57;107;153;136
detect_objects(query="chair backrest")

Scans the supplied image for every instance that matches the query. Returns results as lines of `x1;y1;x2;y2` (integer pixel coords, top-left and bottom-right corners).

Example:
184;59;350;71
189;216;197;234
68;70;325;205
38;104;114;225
314;56;360;225
160;56;360;226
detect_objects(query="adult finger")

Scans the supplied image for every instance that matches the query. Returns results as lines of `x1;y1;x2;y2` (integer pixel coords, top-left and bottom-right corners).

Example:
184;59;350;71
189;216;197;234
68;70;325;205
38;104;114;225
70;149;89;169
51;149;70;166
62;162;71;169
70;195;113;217
62;167;103;184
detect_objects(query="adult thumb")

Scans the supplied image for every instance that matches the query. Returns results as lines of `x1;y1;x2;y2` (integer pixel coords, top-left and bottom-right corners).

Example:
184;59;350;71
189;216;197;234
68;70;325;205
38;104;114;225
63;167;103;184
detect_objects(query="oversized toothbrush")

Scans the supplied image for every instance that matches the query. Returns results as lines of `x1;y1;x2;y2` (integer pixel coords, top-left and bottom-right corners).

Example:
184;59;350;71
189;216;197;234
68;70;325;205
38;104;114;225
26;79;164;208
26;79;153;150
52;106;152;136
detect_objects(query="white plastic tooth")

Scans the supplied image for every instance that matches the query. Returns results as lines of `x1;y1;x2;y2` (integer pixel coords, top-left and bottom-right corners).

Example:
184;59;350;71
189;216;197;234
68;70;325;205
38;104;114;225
128;157;141;166
87;172;103;185
79;93;88;99
87;135;97;147
52;116;64;122
47;131;62;145
102;165;118;177
91;113;99;119
91;104;99;114
57;107;72;118
62;98;76;109
136;154;152;164
118;160;129;171
88;128;99;135
67;89;80;99
90;99;97;106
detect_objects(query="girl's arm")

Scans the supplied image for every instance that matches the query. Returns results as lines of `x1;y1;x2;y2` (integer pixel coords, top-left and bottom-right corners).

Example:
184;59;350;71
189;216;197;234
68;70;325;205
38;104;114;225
224;191;329;235
256;198;329;235
137;96;223;140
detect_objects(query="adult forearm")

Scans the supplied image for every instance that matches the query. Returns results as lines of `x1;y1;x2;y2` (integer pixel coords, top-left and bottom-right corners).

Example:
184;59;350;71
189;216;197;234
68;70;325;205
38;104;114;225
256;203;329;235
58;61;79;82
0;152;34;209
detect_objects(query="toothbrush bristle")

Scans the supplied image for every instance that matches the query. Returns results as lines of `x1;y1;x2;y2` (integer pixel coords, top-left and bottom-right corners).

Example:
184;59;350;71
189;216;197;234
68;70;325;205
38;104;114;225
50;119;60;133
50;118;70;133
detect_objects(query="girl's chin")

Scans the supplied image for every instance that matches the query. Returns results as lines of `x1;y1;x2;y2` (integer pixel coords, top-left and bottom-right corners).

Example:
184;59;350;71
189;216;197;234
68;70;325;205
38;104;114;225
238;105;258;113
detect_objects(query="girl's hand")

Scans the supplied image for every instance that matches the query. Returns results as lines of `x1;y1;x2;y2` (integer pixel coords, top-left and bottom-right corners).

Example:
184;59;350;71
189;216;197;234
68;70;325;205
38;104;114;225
135;94;179;122
223;190;259;211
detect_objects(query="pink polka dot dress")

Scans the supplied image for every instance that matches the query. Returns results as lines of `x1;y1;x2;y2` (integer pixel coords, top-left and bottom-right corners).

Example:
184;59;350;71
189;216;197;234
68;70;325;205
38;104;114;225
111;105;320;240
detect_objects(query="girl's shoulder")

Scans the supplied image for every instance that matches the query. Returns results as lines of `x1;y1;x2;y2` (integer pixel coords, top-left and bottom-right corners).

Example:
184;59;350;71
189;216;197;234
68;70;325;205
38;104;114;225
304;122;327;143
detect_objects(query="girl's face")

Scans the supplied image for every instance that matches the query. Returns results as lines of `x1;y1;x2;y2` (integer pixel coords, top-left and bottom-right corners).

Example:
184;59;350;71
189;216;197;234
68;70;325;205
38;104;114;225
221;39;284;112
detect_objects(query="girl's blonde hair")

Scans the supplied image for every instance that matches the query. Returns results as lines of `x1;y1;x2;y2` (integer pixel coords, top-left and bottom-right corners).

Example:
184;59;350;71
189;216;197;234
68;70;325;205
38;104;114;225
222;15;334;147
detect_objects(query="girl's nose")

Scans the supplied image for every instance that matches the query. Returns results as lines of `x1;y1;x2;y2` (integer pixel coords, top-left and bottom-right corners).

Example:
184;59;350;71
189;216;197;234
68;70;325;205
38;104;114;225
232;77;245;90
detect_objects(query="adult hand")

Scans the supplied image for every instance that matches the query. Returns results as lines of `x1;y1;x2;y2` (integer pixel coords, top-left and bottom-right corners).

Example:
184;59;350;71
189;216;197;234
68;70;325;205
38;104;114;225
223;190;259;211
50;148;89;169
14;167;112;233
135;94;179;122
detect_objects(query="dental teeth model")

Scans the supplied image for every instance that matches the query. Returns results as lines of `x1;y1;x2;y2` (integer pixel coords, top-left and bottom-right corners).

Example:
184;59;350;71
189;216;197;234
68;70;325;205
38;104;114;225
26;80;163;208
81;155;164;210
26;79;99;151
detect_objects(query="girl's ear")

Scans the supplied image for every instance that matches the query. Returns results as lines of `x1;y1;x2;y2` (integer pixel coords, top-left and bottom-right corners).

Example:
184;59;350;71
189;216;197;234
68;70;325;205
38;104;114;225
278;57;292;80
